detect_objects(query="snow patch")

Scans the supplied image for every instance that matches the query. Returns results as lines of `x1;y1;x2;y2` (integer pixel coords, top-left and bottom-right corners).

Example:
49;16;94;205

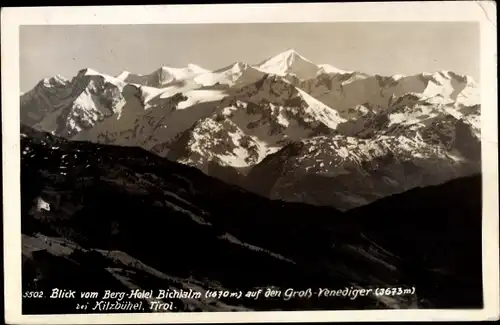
176;90;227;109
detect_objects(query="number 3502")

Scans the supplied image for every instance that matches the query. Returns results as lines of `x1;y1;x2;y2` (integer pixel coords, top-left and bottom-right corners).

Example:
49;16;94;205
23;291;44;298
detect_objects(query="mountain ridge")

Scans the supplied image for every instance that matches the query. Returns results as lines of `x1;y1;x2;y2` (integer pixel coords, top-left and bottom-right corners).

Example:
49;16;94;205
20;48;481;210
23;49;479;92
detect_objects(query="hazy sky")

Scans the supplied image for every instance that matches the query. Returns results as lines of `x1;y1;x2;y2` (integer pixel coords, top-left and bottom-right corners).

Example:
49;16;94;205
20;22;480;92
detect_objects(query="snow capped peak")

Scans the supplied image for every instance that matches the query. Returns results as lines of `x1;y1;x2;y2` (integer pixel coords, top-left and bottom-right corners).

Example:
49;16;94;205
235;61;249;67
434;70;464;81
114;65;208;88
282;48;312;61
157;66;173;73
194;61;264;87
259;49;312;67
72;68;127;90
413;70;473;89
390;74;405;81
118;64;210;83
317;64;349;75
256;49;319;80
222;61;250;72
40;74;69;87
53;74;68;82
78;68;104;76
186;63;210;74
116;70;131;80
231;61;250;72
156;64;209;75
465;75;479;87
278;48;306;60
282;48;299;55
153;65;209;84
420;70;469;82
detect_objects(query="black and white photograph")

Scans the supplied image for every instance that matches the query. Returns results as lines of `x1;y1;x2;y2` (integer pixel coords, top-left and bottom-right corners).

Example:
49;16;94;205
2;2;498;323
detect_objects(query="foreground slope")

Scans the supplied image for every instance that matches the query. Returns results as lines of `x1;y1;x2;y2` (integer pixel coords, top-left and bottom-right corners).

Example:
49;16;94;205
349;175;483;311
21;126;482;313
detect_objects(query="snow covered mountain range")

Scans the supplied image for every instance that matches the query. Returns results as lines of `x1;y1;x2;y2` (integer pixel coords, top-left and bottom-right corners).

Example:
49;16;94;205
20;49;481;209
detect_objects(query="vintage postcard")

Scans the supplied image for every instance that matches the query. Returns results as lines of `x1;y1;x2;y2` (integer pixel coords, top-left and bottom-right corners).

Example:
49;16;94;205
2;2;498;323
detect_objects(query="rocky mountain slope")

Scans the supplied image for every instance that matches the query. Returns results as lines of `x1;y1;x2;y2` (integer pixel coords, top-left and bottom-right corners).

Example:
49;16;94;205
289;70;479;120
116;64;210;88
21;126;482;313
246;92;481;209
21;69;127;137
166;75;344;176
20;49;481;209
